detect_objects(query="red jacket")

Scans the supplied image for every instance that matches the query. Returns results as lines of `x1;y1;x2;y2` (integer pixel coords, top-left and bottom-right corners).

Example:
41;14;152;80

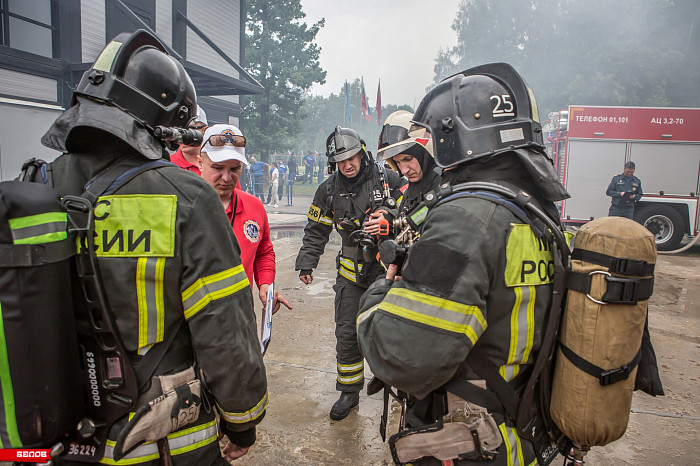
226;189;275;288
171;148;201;175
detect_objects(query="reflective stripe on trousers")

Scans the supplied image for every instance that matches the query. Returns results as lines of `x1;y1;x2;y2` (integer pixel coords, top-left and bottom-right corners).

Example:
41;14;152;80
334;276;367;392
337;360;364;385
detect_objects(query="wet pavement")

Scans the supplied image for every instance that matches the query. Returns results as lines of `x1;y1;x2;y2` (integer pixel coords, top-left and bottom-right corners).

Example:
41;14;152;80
238;217;396;465
235;196;700;465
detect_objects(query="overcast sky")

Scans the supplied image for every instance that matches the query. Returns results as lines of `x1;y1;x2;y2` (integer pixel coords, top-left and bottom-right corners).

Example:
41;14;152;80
300;0;463;108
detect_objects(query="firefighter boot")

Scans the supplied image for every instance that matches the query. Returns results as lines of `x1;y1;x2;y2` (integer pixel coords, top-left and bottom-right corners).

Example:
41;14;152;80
330;392;360;420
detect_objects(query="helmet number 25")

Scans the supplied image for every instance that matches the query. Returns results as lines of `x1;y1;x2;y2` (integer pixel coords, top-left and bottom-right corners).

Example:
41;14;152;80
491;94;514;118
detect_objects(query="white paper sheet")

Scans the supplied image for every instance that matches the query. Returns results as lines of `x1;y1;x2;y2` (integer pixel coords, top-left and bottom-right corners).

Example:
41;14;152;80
261;284;273;355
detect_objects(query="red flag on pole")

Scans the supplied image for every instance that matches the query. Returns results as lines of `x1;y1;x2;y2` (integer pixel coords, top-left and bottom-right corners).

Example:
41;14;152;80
376;79;382;126
361;77;372;122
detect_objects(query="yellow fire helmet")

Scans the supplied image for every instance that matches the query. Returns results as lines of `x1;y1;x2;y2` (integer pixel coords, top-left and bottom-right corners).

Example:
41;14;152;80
377;110;434;171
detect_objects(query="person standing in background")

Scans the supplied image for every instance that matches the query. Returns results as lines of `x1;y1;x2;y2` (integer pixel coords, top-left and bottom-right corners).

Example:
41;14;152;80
278;159;287;203
267;161;279;208
303;151;315;183
286;153;298;206
606;161;643;219
249;156;268;203
317;151;326;184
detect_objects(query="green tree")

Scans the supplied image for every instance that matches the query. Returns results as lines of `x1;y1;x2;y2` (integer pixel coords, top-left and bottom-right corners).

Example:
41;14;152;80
243;0;326;162
434;0;700;115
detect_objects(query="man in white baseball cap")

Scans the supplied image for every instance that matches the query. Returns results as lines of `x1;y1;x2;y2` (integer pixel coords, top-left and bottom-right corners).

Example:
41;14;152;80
199;124;291;315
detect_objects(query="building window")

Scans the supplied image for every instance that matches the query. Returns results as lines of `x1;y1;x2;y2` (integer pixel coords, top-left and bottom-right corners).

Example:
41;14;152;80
0;0;56;58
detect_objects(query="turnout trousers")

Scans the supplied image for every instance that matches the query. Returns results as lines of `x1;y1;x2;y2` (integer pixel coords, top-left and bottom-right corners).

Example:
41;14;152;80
333;274;369;393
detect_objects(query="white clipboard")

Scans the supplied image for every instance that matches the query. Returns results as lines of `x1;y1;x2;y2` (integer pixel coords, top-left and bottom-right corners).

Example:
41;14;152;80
260;284;273;355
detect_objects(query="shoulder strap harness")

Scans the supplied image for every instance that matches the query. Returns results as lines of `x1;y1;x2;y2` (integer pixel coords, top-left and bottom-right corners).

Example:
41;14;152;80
23;158;180;461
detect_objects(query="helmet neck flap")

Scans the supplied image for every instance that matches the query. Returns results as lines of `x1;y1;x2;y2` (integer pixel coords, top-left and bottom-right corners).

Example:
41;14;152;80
441;148;569;202
42;96;166;160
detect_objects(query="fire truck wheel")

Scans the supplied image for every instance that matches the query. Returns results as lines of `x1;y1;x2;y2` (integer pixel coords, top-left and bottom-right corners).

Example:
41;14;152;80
634;204;685;251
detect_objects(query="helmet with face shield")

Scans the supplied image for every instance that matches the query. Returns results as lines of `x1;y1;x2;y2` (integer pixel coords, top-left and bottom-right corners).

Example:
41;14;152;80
326;126;366;163
411;62;544;169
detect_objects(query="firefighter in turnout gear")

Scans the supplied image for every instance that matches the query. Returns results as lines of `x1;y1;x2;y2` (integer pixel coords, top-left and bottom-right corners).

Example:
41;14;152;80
357;63;570;465
364;111;440;240
377;110;440;214
295;126;405;421
31;30;267;464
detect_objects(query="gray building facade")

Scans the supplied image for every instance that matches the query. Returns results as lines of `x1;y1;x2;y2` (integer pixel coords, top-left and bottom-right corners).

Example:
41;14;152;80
0;0;262;179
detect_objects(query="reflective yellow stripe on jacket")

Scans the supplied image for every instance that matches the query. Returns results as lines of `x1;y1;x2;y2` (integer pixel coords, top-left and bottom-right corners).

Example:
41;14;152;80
99;419;218;465
498;423;528;466
500;285;536;382
308;203;333;225
8;212;67;245
218;391;269;424
136;257;166;355
182;265;249;319
501;222;559;380
338;257;363;283
358;288;487;345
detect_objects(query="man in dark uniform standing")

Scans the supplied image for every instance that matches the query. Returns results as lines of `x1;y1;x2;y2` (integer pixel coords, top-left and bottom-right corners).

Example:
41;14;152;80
32;30;267;464
606;161;643;219
357;63;570;465
295;126;405;421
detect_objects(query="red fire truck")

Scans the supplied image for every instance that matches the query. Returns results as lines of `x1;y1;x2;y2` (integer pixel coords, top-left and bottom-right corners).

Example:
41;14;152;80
546;105;700;250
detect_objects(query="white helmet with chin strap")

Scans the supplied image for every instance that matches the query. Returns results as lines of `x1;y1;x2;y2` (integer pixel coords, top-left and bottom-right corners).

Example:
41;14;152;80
377;110;434;172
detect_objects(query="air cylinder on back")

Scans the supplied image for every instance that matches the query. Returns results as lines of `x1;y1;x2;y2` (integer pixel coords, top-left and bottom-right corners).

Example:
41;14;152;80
0;181;83;448
550;216;656;446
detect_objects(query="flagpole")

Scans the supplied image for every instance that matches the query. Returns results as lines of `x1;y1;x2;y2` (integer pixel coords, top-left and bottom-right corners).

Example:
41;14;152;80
345;80;352;123
376;78;382;126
